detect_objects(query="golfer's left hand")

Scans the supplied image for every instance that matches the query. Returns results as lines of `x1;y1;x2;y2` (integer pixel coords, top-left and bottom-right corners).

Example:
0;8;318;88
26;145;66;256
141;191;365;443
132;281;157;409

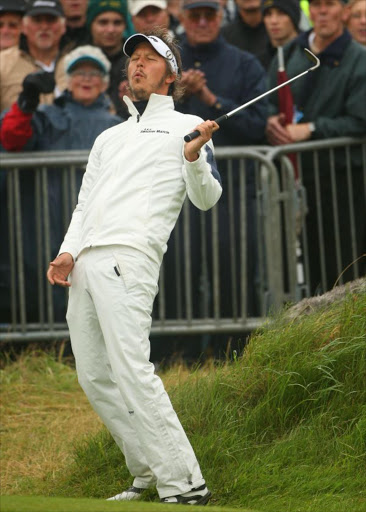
184;120;219;162
47;252;74;287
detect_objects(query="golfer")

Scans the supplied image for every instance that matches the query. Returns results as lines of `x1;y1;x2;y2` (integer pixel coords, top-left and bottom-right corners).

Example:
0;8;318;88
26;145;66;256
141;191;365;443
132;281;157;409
47;28;221;505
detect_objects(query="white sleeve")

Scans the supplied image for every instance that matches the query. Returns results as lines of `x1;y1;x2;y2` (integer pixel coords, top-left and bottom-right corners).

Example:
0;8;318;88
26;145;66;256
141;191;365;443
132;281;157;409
182;140;222;211
58;135;103;260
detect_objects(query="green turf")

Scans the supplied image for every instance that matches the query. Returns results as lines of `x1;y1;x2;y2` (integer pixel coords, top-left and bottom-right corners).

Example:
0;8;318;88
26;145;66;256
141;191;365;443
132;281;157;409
2;280;366;512
0;495;255;512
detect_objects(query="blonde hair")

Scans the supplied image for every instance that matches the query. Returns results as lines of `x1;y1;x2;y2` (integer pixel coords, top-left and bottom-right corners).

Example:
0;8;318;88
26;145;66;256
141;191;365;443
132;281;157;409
124;27;185;101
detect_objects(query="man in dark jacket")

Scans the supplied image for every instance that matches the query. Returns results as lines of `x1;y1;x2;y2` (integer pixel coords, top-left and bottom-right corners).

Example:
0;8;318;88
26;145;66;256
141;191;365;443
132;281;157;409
59;0;90;50
178;0;267;153
172;0;267;346
221;0;270;68
266;0;366;294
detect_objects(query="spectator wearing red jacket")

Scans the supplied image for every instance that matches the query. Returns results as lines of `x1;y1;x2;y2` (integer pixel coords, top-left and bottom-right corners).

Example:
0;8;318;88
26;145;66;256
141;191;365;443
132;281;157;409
1;45;122;151
0;45;122;324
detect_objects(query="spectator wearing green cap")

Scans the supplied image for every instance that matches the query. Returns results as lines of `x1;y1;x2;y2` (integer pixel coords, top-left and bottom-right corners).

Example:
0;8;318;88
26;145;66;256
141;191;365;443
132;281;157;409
86;0;132;116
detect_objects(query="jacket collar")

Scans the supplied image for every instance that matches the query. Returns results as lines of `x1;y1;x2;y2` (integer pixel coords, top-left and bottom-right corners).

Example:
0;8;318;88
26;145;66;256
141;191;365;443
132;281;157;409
124;93;174;118
297;28;352;67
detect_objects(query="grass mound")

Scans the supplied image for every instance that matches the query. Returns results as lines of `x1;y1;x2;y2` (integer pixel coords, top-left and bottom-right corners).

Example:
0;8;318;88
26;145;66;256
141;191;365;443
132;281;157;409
2;282;365;512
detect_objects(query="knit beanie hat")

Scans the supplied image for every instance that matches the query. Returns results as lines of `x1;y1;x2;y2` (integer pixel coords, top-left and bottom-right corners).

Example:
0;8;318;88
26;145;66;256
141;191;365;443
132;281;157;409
261;0;301;30
87;0;128;28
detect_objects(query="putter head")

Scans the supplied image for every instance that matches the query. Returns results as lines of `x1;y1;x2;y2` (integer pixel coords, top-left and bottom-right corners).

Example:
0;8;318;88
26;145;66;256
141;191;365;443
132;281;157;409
304;48;320;71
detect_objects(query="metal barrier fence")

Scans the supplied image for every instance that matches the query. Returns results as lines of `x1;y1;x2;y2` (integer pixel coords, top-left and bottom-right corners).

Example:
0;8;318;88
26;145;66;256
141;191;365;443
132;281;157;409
259;137;366;297
1;136;365;342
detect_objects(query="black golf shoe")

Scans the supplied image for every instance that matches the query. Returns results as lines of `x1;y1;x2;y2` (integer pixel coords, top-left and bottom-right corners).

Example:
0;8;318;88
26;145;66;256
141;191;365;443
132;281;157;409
160;484;212;505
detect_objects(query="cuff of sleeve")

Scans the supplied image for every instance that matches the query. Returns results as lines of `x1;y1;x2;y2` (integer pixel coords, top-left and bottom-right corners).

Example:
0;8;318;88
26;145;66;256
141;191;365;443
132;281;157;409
183;147;204;170
183;148;211;186
58;247;78;262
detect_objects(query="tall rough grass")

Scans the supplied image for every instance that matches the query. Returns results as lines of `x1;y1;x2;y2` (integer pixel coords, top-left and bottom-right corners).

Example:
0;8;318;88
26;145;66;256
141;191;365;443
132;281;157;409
1;285;365;512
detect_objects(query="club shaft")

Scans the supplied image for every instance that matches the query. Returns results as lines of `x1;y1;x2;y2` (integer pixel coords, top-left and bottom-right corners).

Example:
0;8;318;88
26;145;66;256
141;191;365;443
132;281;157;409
225;67;312;119
184;49;320;143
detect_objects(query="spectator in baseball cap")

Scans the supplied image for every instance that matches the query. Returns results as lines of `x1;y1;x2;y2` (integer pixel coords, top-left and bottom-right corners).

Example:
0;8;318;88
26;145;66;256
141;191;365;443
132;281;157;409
0;0;26;50
25;0;65;17
175;0;267;326
0;0;68;113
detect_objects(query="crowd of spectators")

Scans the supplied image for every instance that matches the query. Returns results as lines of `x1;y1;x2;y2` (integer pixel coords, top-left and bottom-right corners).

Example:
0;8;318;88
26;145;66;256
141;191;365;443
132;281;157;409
0;0;366;332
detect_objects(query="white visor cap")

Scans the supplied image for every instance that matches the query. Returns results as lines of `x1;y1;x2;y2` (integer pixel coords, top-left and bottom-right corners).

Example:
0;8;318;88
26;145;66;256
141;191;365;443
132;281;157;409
123;33;179;75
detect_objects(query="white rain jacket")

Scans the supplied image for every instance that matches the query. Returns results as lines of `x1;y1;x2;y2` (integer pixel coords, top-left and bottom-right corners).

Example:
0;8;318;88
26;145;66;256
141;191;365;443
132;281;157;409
59;93;222;264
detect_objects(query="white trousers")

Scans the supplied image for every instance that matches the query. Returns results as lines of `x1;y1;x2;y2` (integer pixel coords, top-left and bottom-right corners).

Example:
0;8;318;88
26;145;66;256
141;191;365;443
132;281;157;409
66;245;204;498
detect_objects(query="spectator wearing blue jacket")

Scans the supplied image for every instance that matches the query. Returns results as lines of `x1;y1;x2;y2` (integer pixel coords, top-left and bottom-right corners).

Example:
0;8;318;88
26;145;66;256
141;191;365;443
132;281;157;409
0;45;122;322
169;0;267;355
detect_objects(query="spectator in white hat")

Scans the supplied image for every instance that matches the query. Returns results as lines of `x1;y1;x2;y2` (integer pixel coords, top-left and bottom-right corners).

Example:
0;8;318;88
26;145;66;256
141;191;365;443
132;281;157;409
1;45;122;152
0;45;122;323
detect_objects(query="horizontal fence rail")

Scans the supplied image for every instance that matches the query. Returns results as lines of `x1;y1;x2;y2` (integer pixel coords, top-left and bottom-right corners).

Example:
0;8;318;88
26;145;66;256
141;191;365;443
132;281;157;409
260;137;366;297
1;137;365;342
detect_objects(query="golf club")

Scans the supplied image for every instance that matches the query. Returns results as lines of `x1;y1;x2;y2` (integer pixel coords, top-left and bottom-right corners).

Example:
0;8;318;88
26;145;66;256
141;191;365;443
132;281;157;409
184;48;320;143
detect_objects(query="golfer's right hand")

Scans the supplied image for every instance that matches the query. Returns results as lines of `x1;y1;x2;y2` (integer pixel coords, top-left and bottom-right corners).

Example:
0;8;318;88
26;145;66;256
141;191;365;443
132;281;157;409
47;253;74;287
184;119;219;162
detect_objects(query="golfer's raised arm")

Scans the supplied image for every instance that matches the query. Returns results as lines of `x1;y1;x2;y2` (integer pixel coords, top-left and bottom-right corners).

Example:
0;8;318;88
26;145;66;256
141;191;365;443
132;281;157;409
183;120;222;211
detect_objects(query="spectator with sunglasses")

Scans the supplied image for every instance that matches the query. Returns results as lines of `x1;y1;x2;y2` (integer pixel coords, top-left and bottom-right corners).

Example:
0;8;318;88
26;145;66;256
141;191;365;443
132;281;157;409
170;0;267;351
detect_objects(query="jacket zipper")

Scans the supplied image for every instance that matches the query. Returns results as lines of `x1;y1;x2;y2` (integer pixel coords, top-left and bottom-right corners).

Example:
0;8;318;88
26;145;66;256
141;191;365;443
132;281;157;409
137;114;140;123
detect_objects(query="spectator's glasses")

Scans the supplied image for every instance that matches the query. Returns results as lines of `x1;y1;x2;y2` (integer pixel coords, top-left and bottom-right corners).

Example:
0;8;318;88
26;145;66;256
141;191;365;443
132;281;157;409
71;70;104;79
187;10;218;22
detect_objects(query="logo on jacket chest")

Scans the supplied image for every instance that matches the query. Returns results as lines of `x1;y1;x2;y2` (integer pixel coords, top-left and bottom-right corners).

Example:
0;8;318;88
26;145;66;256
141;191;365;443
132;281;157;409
140;128;170;134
